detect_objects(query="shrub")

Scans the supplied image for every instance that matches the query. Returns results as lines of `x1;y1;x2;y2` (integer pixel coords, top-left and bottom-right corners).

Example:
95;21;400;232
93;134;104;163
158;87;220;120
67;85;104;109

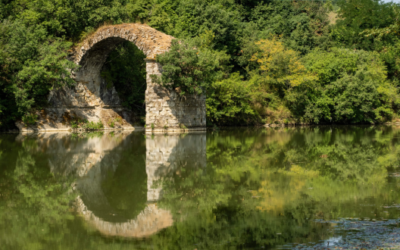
71;121;78;129
115;117;123;124
22;113;38;125
82;120;104;130
206;73;258;125
152;38;230;96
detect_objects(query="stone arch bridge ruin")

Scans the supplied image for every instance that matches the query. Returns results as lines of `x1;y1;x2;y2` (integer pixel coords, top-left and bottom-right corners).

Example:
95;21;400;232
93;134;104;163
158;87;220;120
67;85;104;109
17;24;206;133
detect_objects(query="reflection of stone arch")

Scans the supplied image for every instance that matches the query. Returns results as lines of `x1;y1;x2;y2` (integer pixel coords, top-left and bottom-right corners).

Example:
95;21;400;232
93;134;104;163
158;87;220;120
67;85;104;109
17;24;206;133
76;198;172;238
31;131;206;238
67;132;174;238
23;132;172;238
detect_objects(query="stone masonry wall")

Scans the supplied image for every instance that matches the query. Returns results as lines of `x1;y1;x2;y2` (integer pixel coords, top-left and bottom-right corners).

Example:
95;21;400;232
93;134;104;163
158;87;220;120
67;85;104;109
145;60;206;133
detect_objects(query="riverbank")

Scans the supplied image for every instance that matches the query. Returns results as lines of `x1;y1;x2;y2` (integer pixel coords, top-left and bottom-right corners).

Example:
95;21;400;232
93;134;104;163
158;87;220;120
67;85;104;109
5;121;400;134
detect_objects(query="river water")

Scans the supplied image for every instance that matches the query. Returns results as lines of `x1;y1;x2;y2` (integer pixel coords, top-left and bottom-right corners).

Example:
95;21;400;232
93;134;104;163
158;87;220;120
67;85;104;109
1;126;400;249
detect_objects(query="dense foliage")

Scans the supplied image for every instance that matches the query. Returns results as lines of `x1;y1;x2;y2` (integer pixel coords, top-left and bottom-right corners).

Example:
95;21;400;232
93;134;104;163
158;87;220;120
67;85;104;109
151;37;230;96
1;0;400;128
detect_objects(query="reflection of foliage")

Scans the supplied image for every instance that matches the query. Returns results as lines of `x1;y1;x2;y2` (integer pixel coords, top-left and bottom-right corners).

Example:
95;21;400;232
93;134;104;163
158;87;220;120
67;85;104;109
13;150;76;223
254;165;319;212
154;126;400;249
0;133;152;250
71;132;104;140
0;138;77;250
153;131;329;248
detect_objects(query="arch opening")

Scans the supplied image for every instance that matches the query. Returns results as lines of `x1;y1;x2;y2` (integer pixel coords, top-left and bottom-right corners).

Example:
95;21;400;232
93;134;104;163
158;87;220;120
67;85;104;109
70;36;147;129
99;41;147;126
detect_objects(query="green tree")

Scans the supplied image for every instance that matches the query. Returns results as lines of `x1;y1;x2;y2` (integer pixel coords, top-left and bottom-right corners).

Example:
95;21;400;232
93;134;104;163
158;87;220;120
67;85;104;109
332;0;398;51
206;73;257;125
289;48;398;123
251;37;318;91
247;0;333;54
153;38;230;96
0;20;77;128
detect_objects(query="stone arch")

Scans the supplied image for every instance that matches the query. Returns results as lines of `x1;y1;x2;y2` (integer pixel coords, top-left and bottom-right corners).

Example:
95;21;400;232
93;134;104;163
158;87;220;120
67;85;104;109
17;23;206;133
72;23;173;64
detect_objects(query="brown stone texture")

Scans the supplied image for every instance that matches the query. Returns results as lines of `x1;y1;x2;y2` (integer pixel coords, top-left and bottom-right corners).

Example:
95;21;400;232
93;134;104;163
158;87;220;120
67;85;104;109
16;23;206;133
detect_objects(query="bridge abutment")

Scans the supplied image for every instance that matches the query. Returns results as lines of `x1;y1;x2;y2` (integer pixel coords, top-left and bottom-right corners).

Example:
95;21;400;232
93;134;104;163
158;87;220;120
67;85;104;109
145;59;206;134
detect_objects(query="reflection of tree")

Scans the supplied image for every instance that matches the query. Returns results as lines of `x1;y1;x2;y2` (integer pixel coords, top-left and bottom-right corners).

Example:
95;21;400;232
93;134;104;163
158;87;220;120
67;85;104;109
154;126;400;249
153;131;327;248
0;137;77;250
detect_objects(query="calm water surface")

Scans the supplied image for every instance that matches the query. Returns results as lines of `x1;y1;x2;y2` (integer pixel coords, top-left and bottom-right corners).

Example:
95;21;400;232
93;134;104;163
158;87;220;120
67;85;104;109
1;126;400;249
